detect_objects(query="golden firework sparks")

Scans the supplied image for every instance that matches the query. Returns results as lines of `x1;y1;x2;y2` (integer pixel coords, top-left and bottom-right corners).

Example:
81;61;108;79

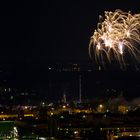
89;10;140;67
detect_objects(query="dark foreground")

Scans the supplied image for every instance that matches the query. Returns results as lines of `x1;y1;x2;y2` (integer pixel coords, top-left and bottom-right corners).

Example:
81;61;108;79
1;111;140;140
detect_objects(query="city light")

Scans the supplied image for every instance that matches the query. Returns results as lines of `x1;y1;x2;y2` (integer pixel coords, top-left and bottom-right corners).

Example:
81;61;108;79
99;104;103;108
50;112;54;116
62;105;66;109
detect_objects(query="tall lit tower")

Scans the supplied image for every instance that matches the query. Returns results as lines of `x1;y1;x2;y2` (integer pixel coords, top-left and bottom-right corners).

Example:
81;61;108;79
79;74;82;103
63;93;67;103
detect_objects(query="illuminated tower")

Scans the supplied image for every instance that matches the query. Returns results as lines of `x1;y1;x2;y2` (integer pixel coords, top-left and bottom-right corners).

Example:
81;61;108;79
63;93;66;103
79;74;82;103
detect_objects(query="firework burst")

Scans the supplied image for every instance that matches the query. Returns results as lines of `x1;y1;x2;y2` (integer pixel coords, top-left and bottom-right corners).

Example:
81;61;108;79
89;10;140;68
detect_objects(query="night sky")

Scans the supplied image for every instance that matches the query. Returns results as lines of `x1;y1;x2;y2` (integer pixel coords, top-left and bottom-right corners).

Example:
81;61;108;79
0;0;140;100
1;0;139;64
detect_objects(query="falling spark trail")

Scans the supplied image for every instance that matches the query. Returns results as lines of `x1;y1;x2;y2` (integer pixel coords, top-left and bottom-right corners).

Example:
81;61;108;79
89;10;140;67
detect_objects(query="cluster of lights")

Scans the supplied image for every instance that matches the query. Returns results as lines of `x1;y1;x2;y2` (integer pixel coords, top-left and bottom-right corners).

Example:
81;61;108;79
89;9;140;66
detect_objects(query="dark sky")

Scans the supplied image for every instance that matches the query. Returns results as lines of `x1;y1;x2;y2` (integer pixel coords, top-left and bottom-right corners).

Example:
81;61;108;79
0;0;139;64
0;0;140;99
